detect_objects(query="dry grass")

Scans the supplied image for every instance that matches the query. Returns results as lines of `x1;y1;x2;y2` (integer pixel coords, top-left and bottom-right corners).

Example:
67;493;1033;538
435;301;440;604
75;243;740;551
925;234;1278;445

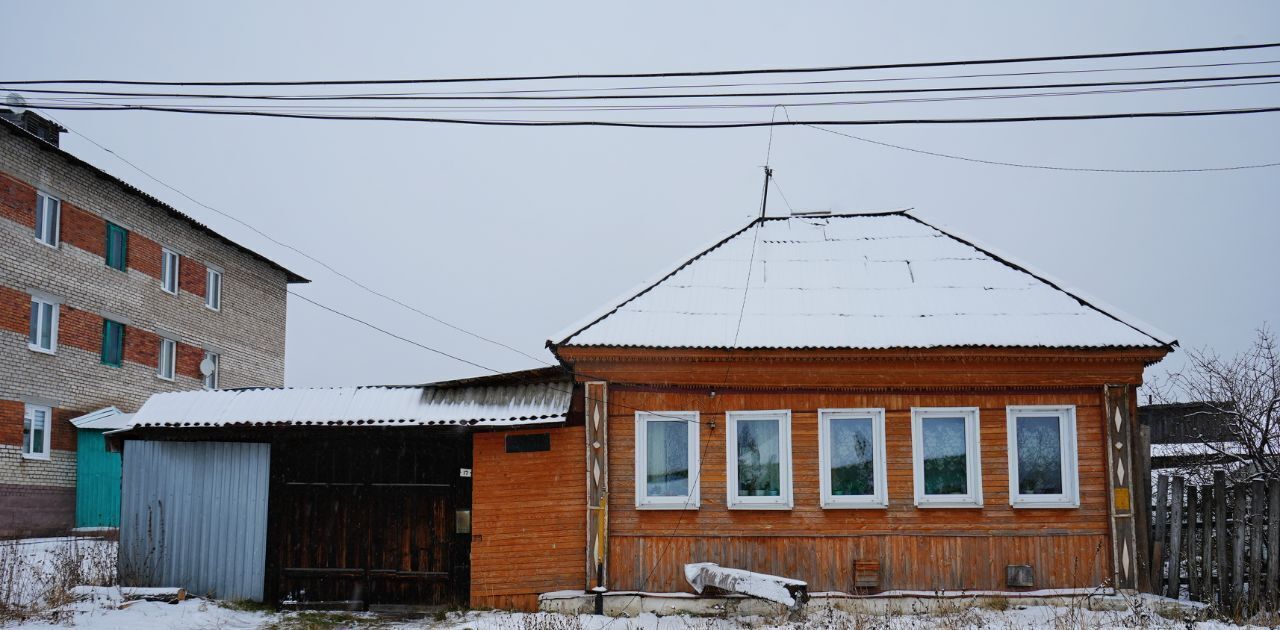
0;537;116;623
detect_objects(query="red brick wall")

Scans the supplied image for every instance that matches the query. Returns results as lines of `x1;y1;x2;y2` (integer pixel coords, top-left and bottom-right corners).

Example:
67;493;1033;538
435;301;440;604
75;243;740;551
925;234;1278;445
0;400;77;452
60;201;106;257
51;409;77;451
0;171;36;229
58;305;102;355
127;232;163;279
0;399;23;446
123;326;159;369
176;342;203;380
179;256;206;297
0;284;28;336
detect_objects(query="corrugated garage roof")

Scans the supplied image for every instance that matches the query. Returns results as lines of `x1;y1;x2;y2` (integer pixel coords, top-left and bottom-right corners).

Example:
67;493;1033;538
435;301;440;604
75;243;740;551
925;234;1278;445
553;211;1174;350
130;380;573;428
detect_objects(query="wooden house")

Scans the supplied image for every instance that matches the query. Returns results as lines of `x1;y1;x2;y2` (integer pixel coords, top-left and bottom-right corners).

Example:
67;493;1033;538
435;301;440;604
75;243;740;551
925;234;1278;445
117;210;1174;611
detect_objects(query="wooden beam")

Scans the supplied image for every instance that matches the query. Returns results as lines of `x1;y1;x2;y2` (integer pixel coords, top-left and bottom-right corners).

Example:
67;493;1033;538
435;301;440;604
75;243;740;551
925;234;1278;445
584;381;609;590
1104;384;1140;591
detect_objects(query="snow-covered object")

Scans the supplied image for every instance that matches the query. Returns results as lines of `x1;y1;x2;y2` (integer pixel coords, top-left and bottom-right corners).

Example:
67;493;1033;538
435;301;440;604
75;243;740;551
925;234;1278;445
69;406;134;430
683;562;808;608
129;380;571;428
554;212;1173;350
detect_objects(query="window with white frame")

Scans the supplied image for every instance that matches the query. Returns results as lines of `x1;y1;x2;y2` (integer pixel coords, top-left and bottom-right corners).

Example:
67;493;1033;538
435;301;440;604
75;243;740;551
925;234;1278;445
34;192;60;247
819;409;888;508
911;407;983;507
726;410;792;509
205;268;222;310
157;337;177;380
27;296;59;354
635;411;699;509
1007;406;1080;508
161;248;180;294
202;351;219;389
22;404;52;459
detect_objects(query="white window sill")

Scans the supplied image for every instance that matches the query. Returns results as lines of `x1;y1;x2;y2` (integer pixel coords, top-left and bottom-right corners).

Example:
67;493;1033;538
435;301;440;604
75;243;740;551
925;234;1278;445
1011;499;1080;509
28;345;56;355
157;374;175;382
161;288;179;296
821;501;889;510
204;305;220;312
916;499;984;508
636;503;700;511
727;502;793;511
35;239;59;249
21;453;51;461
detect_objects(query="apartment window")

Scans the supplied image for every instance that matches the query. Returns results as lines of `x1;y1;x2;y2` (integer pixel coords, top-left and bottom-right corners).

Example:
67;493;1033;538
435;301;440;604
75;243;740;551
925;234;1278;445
22;404;52;459
157;337;177;380
205;268;222;310
1007;406;1080;508
635;412;699;509
101;319;124;367
161;248;180;294
911;408;983;507
105;222;128;271
34;191;60;247
27;297;59;354
819;409;888;508
726;410;792;509
202;351;219;389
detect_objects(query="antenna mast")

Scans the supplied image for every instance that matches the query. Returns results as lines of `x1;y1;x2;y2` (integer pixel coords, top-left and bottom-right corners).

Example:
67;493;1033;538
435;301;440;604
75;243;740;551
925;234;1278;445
758;166;773;218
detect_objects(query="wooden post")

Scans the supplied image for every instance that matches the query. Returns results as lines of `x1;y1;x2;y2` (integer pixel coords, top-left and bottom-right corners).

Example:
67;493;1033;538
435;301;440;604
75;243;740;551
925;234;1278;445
1167;476;1184;599
1154;475;1169;593
1251;480;1266;612
1133;421;1153;593
1268;481;1280;611
1104;385;1140;591
1216;470;1229;607
1198;484;1208;601
583;381;609;591
1234;485;1248;611
1187;485;1199;601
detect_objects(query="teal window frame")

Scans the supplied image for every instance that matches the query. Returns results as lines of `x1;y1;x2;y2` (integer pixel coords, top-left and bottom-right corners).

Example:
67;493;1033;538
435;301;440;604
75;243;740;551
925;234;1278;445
101;319;124;367
105;223;128;271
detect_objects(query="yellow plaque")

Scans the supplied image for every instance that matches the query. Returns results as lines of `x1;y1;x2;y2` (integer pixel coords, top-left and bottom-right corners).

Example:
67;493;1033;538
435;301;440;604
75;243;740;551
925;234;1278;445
1114;487;1131;511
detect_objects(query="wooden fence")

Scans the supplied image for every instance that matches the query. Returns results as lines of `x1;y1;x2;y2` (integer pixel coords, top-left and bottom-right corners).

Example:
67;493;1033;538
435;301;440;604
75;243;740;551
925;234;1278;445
1150;470;1280;613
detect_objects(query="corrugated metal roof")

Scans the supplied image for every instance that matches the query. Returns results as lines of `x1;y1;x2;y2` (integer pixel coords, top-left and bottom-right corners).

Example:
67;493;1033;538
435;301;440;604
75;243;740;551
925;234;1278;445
0;119;308;283
553;211;1174;350
130;380;573;428
69;406;135;430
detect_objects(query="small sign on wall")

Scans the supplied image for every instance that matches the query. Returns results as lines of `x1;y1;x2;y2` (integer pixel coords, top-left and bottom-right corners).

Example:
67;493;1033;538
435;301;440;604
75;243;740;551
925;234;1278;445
460;468;472;478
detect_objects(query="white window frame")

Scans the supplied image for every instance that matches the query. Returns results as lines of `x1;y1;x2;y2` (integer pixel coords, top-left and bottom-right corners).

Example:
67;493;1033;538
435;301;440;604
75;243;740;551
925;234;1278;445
22;404;52;460
911;407;983;508
726;410;793;510
1006;405;1080;508
205;268;222;311
27;296;59;354
34;191;60;247
161;248;180;294
634;411;700;510
818;408;888;509
202;351;219;390
157;337;177;381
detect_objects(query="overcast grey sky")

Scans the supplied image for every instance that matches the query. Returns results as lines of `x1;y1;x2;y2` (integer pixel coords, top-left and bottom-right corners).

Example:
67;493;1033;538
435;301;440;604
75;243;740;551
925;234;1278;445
5;2;1278;387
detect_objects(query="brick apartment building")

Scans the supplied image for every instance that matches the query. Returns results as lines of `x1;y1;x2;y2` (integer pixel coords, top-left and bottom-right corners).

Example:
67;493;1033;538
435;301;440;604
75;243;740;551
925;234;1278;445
0;109;307;537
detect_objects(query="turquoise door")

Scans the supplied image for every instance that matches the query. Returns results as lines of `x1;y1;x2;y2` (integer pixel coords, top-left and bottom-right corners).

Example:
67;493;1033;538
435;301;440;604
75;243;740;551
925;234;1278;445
75;429;121;528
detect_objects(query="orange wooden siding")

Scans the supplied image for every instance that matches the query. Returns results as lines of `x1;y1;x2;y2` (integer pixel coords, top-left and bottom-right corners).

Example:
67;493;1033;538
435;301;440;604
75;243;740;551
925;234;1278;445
471;426;586;610
604;388;1114;593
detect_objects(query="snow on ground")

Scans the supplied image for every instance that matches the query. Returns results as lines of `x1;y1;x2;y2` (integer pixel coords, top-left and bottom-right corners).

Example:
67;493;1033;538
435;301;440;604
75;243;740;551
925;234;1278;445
0;538;115;614
4;600;1274;630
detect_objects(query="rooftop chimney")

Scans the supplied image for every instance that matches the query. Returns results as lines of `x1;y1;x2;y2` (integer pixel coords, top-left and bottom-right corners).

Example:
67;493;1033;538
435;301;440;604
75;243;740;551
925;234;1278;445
1;94;65;147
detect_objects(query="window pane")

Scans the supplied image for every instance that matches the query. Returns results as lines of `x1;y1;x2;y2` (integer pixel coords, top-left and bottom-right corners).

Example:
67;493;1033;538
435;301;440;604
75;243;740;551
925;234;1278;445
922;417;968;495
737;419;781;497
22;413;33;453
39;303;52;349
103;321;123;366
645;420;689;497
29;300;39;345
35;196;47;242
830;418;875;496
1017;416;1064;495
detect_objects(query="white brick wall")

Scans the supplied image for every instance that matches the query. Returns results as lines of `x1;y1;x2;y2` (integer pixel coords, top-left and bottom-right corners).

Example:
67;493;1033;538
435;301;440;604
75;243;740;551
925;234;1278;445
0;445;76;487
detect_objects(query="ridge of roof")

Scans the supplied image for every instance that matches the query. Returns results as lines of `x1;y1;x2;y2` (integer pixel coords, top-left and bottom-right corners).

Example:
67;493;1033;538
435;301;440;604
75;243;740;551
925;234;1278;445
0;119;309;283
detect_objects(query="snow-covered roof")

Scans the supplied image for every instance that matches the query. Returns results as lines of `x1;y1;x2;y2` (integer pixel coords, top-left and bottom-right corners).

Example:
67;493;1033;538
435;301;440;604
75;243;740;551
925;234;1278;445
130;380;572;429
69;407;134;431
553;211;1174;350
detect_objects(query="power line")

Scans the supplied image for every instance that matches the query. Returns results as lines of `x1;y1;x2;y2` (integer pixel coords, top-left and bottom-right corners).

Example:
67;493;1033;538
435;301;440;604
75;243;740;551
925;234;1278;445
5;41;1279;86
11;70;1280;101
44;116;554;367
806;124;1280;172
16;101;1280;127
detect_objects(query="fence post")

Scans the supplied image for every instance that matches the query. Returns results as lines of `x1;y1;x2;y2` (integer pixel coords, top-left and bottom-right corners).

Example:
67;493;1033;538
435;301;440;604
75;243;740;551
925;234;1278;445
1216;470;1229;607
1251;480;1266;613
1154;474;1169;594
1187;485;1199;601
1268;480;1279;611
1234;485;1248;611
1168;476;1184;599
1201;482;1213;602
